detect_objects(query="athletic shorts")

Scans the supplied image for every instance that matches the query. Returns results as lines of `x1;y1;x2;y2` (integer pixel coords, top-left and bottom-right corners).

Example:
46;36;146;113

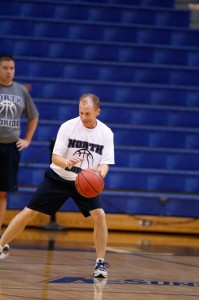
0;143;20;192
27;168;103;217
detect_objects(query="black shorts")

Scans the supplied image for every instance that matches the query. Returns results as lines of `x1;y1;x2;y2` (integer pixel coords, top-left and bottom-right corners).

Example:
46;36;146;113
27;168;103;217
0;143;20;192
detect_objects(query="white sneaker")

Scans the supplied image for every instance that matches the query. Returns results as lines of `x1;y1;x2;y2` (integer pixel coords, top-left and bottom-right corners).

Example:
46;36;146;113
0;245;9;260
93;260;110;278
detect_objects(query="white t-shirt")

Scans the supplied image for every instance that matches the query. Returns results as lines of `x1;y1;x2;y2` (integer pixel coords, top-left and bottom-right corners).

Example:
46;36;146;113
50;116;115;181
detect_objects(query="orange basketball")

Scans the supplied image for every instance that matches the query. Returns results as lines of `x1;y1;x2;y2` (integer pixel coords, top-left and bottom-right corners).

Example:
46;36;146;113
75;168;104;198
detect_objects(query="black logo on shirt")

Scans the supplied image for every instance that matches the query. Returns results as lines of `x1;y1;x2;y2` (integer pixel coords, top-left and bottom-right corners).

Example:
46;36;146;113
67;139;104;173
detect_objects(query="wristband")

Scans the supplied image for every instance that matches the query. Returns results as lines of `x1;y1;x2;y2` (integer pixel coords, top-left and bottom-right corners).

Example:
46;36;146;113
65;160;71;169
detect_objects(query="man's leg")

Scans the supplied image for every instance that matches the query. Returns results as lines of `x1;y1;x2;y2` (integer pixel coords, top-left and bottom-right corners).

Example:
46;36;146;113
0;207;39;248
0;192;7;234
90;208;108;259
90;208;109;278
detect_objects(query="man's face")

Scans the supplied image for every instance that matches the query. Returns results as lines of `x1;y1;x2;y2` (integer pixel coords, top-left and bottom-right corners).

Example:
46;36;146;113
79;99;100;129
0;59;15;86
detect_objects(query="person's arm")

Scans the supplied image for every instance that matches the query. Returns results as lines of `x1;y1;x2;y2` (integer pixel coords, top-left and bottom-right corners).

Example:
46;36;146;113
97;164;109;178
52;154;84;169
16;116;39;151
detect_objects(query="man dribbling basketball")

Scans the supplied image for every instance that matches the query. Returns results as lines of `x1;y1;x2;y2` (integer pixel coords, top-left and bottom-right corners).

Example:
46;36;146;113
0;93;115;278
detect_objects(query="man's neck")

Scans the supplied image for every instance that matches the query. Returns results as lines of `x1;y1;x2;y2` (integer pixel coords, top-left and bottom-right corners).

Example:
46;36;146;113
0;80;13;86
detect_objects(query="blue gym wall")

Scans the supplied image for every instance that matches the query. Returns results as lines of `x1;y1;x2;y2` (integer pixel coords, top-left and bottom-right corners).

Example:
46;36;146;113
1;0;199;217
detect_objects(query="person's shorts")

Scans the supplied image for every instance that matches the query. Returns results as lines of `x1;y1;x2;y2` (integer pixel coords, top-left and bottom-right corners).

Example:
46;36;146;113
27;168;103;217
0;143;20;192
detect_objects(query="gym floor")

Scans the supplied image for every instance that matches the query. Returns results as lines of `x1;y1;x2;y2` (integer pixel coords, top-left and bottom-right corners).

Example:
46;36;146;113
0;227;199;300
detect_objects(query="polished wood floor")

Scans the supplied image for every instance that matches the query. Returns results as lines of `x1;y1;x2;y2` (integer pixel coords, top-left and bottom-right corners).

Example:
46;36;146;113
0;225;199;300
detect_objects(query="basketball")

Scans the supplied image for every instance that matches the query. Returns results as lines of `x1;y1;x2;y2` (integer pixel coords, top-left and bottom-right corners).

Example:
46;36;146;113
75;168;104;198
